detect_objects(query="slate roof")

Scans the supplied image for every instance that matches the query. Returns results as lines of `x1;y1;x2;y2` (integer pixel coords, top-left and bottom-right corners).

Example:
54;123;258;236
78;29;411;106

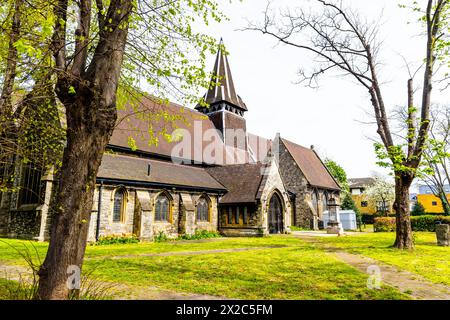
247;132;271;163
206;163;267;204
109;94;275;166
196;39;247;111
280;138;341;191
98;153;226;191
348;177;376;189
109;96;250;165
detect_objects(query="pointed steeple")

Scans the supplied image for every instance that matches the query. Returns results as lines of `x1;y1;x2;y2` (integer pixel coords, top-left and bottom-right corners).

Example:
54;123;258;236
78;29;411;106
197;39;247;111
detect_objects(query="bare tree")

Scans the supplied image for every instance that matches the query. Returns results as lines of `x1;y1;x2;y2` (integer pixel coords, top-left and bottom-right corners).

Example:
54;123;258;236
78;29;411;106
422;105;450;215
246;0;449;249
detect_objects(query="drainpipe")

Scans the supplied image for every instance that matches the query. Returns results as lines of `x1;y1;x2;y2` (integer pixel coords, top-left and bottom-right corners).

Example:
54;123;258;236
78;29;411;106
96;181;103;241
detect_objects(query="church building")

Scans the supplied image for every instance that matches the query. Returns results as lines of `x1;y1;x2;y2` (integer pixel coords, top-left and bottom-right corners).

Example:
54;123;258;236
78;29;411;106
0;40;340;241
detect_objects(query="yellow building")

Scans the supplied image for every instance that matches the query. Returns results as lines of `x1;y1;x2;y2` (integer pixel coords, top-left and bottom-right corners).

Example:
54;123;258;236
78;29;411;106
417;193;450;214
348;178;393;215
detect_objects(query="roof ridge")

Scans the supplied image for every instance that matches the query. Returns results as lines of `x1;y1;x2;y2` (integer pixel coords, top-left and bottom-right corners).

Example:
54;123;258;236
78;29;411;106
280;137;311;151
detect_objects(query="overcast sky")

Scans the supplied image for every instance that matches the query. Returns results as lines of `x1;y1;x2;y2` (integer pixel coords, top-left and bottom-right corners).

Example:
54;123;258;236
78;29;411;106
187;0;449;183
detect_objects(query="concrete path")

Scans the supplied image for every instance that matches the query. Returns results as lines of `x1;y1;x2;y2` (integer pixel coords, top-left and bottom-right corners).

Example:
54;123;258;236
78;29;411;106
296;234;450;300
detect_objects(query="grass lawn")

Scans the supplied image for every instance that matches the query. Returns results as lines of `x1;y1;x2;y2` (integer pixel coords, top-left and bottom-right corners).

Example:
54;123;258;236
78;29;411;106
0;236;407;300
0;279;16;299
0;236;302;265
316;232;450;286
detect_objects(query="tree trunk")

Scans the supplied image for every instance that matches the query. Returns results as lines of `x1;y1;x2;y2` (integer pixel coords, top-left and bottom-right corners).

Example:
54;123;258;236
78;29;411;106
35;0;132;299
438;191;450;216
393;173;414;249
36;97;116;299
0;0;22;115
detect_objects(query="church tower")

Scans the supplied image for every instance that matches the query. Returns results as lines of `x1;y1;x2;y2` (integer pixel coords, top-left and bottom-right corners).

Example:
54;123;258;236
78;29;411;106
196;39;248;151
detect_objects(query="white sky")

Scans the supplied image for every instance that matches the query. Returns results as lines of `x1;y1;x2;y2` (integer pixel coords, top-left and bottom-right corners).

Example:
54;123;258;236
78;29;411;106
188;0;449;182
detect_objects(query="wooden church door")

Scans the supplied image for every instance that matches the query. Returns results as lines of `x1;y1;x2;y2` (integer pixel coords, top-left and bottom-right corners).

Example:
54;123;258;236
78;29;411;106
268;193;283;234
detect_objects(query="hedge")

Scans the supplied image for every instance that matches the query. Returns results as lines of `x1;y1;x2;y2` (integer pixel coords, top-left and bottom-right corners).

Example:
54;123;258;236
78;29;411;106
374;215;450;232
373;217;396;232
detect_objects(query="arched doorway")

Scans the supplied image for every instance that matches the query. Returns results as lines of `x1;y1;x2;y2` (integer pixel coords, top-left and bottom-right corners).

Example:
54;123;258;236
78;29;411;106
268;192;284;234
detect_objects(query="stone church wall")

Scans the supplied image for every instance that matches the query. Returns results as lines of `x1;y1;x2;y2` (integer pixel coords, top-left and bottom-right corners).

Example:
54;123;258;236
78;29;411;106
277;140;317;229
88;185;220;242
259;158;292;235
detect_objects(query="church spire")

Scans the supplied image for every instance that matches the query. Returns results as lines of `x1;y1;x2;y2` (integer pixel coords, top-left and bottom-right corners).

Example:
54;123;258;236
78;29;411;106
197;39;247;112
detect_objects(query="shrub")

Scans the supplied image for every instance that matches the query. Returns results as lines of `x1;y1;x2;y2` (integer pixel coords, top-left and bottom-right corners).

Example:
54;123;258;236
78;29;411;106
154;231;169;243
374;217;396;232
177;230;221;240
411;215;450;231
411;202;426;216
96;234;139;245
374;215;450;232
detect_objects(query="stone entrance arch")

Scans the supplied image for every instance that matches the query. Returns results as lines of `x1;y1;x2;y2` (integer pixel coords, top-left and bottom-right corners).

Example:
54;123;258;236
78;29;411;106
268;192;284;234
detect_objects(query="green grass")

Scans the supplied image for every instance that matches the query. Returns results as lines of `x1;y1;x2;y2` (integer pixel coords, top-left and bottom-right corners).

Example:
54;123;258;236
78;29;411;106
85;238;405;300
361;224;374;233
0;278;37;300
0;235;411;300
0;236;301;264
316;232;450;286
290;226;312;231
0;279;17;299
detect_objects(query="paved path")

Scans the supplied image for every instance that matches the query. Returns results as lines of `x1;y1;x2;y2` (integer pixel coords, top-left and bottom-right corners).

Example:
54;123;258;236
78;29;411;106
296;234;450;300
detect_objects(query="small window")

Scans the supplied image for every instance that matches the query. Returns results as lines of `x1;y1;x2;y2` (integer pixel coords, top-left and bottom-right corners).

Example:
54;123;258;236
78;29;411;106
113;188;126;222
155;193;170;222
228;207;233;224
311;191;318;210
361;201;368;208
197;197;209;222
323;193;328;209
243;206;248;224
432;201;438;206
235;206;240;224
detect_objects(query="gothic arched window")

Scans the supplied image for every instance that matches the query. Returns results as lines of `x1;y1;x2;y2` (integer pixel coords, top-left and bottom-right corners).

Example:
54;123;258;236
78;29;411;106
311;190;319;212
113;188;126;223
155;193;171;222
18;163;42;206
323;192;328;211
196;196;210;222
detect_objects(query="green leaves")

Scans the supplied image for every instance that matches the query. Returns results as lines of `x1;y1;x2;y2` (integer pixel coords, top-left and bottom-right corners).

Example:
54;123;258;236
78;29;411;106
324;158;348;191
68;86;76;95
127;136;137;151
